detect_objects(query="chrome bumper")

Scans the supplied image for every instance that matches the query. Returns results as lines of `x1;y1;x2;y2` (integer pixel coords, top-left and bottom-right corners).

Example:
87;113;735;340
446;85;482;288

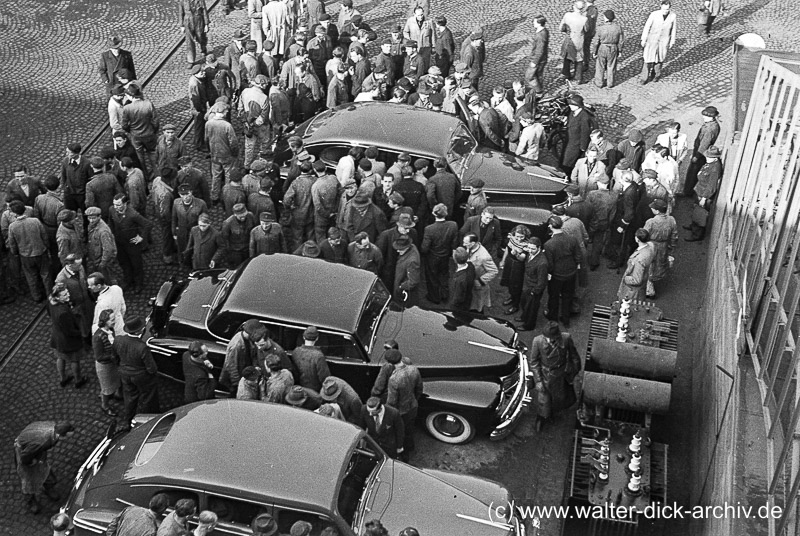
490;353;532;440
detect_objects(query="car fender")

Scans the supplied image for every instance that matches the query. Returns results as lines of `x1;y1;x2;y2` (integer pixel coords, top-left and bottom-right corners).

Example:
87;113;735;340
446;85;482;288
420;379;501;422
71;507;118;534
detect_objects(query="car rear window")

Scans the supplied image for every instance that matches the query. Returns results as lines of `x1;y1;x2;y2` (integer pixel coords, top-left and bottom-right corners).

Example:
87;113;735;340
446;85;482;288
134;413;176;466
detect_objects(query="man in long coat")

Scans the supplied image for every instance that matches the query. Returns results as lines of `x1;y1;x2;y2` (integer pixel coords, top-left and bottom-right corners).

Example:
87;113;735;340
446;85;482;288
179;0;209;65
618;228;655;300
527;322;581;431
14;421;74;514
643;199;677;298
262;0;290;58
463;232;498;313
559;0;588;83
98;36;136;96
562;95;594;177
640;0;677;84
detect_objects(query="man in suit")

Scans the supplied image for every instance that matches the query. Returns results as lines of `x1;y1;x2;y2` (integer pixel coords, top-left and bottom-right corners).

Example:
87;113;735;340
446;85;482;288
361;397;405;459
529;15;550;96
421;204;458;304
460;207;502;259
7;166;44;208
109;193;151;293
98;36;136;96
60;143;93;233
113;316;159;430
606;171;639;268
403;7;434;73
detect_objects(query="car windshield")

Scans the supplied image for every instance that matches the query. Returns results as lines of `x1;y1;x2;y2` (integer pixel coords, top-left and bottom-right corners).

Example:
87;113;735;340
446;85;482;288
355;280;391;353
446;122;477;179
208;268;244;321
337;438;383;530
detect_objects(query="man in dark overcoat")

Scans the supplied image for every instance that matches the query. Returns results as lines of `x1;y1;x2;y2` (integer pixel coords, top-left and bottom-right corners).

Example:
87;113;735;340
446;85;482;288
527;322;581;431
360;397;405;459
98;36;136;96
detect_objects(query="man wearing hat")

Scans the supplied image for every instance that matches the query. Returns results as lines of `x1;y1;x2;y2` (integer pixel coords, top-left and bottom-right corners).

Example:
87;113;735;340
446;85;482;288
385;348;423;459
559;1;588;83
179;0;209;65
294;239;321;258
585;174;617;270
562;94;594;176
223;30;248;92
60;143;93;228
33;176;64;276
387;152;412;185
606;170;639;269
249;210;285;256
189;65;212;152
113;316;159;425
686;145;722;242
239;75;271;158
393;165;428;222
421;204;458;304
121;85;160;178
640;0;677;84
285;385;323;410
55;210;83;266
84;207;117;282
55;253;94;341
426;157;460;219
361;396;405;458
262;0;291;58
310;160;339;242
307;24;332;84
683;105;721;196
283;159;316;250
403;7;434;73
527;321;581;431
243;158;267;196
614;129;645;174
326;63;349;109
292;326;331;391
182;341;216;403
467;95;504;151
463;31;485;90
251;513;279;536
431;15;455;75
248;174;276;219
220;203;256;267
14;420;75;514
401;40;425;85
172;183;208;264
591;10;625;88
183;213;219;269
247;0;265;52
643;198;677;297
220;319;265;392
176;156;211;204
515;111;545;163
85;157;123;221
155;123;186;175
108;85;126;134
205;102;239;204
348;232;383;274
222;169;248;218
99;36;136;96
320;376;363;424
392;234;420;306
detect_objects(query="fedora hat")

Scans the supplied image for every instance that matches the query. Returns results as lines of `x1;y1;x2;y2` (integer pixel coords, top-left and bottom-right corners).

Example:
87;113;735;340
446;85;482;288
285;386;309;406
124;316;146;334
319;378;342;401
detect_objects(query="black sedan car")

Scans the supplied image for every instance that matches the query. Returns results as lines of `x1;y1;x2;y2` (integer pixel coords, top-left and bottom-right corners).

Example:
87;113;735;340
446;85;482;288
63;400;528;536
279;102;566;230
147;254;530;444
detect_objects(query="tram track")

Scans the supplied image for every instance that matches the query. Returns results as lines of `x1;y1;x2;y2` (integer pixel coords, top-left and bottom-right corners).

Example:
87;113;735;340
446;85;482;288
0;0;221;374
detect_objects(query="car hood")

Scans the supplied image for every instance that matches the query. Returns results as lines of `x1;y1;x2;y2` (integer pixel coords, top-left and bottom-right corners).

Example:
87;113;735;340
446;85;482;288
366;460;514;536
376;305;518;369
462;147;566;195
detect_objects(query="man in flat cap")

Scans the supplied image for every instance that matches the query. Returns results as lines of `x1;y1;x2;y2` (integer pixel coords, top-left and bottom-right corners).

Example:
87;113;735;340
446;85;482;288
205;102;239;204
99;36;136;96
121;85;160;178
155;123;186;175
33;176;65;276
614;129;645;175
7;200;52;302
85;207;117;281
392;234;421;307
179;0;209;65
220;203;256;268
188;65;212;152
683;105;721;196
311;160;340;242
223;30;248;92
643;198;676;297
686;146;722;242
403;6;433;73
85;157;123;221
55;209;83;266
176;156;211;204
307;24;333;84
591;10;625;88
172;183;208;266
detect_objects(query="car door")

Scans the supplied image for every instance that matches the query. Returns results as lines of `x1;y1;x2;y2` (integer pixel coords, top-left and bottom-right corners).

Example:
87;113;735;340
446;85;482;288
322;332;380;400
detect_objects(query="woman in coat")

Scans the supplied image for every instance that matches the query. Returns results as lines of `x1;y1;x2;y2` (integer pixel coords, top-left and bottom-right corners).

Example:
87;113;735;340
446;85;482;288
92;309;121;415
617;228;655;301
49;283;87;389
528;322;581;431
640;0;677;84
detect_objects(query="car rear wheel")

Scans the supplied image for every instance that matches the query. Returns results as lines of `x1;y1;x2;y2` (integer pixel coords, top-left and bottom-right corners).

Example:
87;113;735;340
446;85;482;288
425;411;476;444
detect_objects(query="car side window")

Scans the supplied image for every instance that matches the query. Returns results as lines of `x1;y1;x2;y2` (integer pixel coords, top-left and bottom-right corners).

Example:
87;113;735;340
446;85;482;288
208;311;250;340
207;494;270;530
272;506;336;536
150;488;200;510
320;333;365;361
378;149;400;169
319;145;351;168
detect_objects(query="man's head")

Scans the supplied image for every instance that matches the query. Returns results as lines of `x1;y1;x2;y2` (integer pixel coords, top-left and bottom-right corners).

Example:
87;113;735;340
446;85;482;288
327;226;343;245
175;498;197;518
660;0;671;14
469;178;485;194
197;212;211;231
366;396;383;416
462;232;479;250
108;36;122;51
589;129;603;145
585;145;599;163
44;175;60;192
178;183;194;203
233;203;248;221
452;246;469;265
480;207;495;225
54;421;75;438
543;321;561;342
702;106;719;122
87;272;106;292
414;6;425;21
547;215;563;233
432;203;448;219
259;211;275;229
50;282;70;303
574;0;586;12
50;513;70;535
642;168;659;183
354;231;371;248
112;193;128;214
628;129;643;146
405;40;418;55
667;122;681;137
635;228;651;245
533;15;546;29
64;253;83;270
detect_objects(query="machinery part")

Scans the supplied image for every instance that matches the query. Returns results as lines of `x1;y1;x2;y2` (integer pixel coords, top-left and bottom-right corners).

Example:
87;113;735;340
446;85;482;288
591;339;677;381
582;372;671;415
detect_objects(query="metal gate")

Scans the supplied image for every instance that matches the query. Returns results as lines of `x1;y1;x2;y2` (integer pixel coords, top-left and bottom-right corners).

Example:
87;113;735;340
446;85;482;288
723;54;800;536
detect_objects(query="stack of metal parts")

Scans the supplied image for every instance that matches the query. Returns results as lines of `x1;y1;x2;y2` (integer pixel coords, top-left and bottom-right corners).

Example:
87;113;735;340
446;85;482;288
561;301;677;536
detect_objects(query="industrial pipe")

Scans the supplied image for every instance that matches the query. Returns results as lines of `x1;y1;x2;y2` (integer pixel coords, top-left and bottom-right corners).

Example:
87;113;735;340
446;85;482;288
582;372;672;414
590;339;677;381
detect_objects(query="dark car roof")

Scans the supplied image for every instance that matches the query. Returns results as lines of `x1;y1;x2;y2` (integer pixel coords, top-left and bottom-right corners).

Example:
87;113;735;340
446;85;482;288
126;400;362;509
219;254;377;334
302;102;460;156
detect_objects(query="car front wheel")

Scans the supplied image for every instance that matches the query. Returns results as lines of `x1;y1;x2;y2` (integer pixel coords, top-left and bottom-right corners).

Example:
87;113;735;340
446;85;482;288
425;411;476;444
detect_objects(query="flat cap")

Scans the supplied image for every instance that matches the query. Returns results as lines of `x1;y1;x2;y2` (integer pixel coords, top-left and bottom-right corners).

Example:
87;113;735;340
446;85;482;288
85;206;102;216
232;203;247;215
470;178;485;188
628;129;643;143
405;40;418;48
259;211;275;222
89;156;105;168
162;123;176;131
702;106;719;117
250;159;267;171
178;183;193;194
57;209;77;222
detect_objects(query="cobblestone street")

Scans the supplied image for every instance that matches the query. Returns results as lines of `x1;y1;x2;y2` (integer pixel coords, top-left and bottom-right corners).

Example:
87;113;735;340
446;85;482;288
0;0;797;533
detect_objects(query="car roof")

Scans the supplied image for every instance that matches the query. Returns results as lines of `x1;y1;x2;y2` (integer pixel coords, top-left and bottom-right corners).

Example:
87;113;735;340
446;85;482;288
303;102;461;156
221;254;377;334
126;400;362;510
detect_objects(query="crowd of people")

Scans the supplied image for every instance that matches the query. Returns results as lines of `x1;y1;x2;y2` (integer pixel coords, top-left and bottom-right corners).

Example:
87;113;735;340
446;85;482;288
6;0;731;533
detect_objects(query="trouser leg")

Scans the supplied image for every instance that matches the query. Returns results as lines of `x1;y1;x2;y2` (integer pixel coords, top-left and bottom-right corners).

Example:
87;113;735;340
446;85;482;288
120;373;140;425
562;58;573;78
653;62;663;81
520;291;543;329
640;61;652;83
684;154;705;196
314;213;331;243
210;161;224;202
575;61;585;83
594;53;607;87
401;407;417;454
20;255;45;300
116;243;134;287
606;51;618;87
193;115;207;151
132;373;160;414
186;33;197;64
558;275;576;325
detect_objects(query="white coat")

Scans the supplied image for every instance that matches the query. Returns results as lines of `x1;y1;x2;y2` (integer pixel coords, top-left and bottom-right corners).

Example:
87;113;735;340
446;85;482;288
262;0;290;55
641;10;677;63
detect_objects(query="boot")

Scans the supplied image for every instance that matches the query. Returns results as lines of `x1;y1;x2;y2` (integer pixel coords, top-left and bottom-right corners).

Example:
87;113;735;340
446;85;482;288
27;495;41;514
575;63;586;84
